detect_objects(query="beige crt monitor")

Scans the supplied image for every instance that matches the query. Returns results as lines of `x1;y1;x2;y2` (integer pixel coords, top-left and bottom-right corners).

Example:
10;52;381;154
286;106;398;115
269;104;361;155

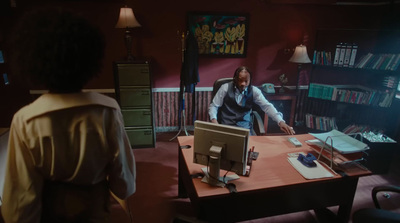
193;120;250;187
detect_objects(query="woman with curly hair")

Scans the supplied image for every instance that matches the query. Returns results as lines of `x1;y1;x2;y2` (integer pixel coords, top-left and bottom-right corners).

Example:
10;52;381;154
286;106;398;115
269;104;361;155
1;7;136;223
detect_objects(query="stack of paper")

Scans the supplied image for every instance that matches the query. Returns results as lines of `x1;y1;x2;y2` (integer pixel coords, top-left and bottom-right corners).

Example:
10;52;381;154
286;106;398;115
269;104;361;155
310;130;369;154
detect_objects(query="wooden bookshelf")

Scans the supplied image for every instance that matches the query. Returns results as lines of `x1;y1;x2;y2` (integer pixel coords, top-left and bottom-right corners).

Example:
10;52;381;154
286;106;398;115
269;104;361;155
306;29;400;138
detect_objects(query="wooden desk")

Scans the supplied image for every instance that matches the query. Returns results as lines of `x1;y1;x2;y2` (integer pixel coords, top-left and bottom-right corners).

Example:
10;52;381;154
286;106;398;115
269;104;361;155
178;134;370;223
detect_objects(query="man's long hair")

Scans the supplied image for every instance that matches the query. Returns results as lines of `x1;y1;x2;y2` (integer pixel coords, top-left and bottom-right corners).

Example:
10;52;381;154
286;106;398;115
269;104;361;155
232;66;253;89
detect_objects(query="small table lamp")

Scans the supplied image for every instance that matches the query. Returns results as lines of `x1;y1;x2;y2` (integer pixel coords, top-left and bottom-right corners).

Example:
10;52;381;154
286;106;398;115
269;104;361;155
289;44;311;92
115;6;141;61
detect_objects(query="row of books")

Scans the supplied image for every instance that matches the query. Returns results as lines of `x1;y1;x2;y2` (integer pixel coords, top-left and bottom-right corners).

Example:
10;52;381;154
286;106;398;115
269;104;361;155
383;76;398;89
354;53;400;70
312;50;332;66
342;124;384;135
305;113;338;131
308;83;395;107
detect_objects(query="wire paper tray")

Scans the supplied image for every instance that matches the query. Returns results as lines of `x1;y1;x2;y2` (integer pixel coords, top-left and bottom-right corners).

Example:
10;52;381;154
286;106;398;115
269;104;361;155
306;139;362;160
310;130;369;154
307;130;369;169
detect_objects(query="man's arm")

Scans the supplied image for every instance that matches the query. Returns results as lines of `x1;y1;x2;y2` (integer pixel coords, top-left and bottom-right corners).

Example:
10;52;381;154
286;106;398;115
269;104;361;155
252;86;295;135
208;83;229;123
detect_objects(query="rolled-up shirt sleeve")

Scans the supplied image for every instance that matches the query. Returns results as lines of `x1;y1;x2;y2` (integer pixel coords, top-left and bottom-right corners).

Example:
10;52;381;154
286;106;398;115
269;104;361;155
252;86;284;124
208;84;229;121
107;110;136;199
2;120;44;223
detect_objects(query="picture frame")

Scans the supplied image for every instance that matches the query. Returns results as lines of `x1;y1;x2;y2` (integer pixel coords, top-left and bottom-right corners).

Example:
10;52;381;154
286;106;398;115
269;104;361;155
187;12;249;58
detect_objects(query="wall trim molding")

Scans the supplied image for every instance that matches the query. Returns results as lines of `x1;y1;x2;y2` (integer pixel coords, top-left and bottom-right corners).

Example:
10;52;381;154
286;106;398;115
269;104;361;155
30;89;116;94
152;87;213;92
152;85;308;93
29;85;308;95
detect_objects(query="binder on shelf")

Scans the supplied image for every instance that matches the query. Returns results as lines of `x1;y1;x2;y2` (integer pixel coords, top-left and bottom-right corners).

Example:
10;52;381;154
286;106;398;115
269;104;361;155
338;43;347;67
348;44;358;67
343;44;353;67
333;43;342;66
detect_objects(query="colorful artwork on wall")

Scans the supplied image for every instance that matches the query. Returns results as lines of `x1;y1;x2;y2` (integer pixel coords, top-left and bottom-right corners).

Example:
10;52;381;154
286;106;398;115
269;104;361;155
188;12;249;57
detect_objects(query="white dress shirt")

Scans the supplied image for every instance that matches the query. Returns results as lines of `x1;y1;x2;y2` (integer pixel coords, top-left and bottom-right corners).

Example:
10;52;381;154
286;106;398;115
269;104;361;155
209;83;285;124
1;92;136;223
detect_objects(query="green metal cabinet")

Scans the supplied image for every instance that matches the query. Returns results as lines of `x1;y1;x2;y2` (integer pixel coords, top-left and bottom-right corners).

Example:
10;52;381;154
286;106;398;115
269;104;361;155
114;61;155;148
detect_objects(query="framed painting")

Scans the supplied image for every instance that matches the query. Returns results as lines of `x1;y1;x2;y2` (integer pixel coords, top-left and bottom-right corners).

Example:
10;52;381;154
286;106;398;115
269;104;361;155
187;12;249;58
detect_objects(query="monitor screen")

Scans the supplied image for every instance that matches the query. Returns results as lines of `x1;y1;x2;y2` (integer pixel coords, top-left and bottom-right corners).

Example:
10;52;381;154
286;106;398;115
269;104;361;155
193;120;250;186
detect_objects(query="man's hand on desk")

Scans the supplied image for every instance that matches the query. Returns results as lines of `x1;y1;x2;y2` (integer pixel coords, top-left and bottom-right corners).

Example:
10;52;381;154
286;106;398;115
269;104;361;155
211;119;218;124
279;121;295;135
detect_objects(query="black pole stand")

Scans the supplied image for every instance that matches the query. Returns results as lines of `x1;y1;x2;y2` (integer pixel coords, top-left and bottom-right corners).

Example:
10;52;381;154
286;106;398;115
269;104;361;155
170;31;191;141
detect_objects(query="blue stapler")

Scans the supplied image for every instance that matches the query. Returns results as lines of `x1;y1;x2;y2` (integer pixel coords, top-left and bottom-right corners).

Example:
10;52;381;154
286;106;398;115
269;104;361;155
297;153;317;167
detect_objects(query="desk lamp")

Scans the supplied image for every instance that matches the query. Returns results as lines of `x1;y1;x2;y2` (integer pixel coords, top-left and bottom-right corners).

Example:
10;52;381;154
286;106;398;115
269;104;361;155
115;6;141;61
289;44;311;92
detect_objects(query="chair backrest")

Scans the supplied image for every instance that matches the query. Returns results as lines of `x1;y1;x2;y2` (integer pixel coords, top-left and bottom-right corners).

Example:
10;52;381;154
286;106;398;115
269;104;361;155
212;78;233;98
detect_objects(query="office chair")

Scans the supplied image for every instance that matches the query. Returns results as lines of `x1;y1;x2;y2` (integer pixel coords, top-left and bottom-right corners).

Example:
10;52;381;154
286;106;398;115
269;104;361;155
211;78;266;135
352;185;400;223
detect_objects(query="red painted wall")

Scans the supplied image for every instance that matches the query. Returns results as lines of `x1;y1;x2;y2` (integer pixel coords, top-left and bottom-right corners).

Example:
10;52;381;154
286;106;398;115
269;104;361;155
95;1;395;89
5;1;397;89
0;0;398;127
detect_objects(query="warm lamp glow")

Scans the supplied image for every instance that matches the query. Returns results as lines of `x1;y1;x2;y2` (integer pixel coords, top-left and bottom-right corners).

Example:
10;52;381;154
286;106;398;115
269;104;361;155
115;6;141;61
115;7;141;28
288;44;311;93
289;44;311;64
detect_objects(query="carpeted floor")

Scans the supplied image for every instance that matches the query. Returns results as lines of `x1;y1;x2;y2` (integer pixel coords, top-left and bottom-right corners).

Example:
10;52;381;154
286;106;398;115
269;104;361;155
112;132;400;223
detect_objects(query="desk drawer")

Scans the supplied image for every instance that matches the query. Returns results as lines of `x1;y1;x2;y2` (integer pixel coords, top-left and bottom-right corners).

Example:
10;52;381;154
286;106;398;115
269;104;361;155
125;127;154;148
117;64;150;86
120;88;151;107
122;109;152;126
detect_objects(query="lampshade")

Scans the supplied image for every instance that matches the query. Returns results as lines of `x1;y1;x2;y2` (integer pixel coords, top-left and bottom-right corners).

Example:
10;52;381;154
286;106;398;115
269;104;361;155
115;7;141;28
289;44;311;64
